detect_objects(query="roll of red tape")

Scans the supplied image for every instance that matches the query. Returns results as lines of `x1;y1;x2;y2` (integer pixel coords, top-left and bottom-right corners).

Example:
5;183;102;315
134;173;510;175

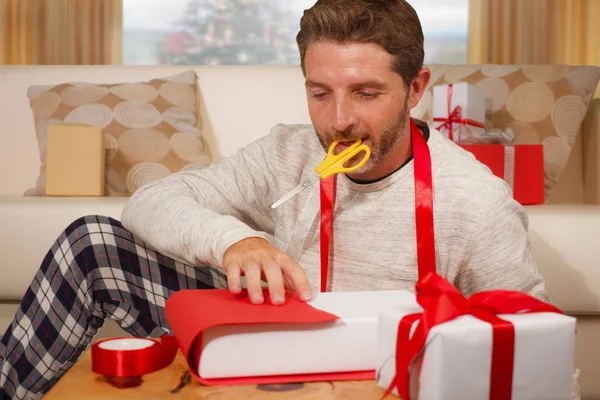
91;335;179;386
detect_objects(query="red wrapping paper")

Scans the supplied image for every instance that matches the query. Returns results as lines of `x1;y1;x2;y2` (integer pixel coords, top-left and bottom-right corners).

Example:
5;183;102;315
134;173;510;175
460;144;545;205
164;288;376;385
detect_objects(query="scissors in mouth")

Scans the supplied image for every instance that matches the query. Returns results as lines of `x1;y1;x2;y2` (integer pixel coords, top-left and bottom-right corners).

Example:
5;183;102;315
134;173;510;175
270;139;371;209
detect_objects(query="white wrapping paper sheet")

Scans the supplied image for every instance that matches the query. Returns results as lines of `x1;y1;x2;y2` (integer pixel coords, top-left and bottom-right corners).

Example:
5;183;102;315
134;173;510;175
198;290;418;378
377;307;576;400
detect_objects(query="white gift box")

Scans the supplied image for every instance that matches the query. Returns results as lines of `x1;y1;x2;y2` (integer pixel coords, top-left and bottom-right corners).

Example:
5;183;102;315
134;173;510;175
432;82;486;143
199;290;418;379
376;306;576;400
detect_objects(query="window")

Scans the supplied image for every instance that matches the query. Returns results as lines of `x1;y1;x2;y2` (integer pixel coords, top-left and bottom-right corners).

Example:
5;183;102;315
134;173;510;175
409;0;469;65
123;0;468;66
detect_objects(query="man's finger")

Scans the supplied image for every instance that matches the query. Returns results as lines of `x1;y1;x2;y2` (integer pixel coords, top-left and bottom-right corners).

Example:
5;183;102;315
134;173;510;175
280;258;312;301
262;262;285;305
243;262;264;304
283;274;295;291
225;262;242;294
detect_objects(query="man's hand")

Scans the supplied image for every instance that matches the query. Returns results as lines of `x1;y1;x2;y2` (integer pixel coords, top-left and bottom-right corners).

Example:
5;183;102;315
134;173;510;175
222;237;312;305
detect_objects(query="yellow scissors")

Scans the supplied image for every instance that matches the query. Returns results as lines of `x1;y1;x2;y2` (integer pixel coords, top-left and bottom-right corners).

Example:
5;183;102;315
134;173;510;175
270;139;371;209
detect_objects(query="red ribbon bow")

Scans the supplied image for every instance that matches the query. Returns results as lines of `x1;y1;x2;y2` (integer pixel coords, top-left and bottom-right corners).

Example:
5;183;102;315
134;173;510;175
384;272;564;400
433;83;485;142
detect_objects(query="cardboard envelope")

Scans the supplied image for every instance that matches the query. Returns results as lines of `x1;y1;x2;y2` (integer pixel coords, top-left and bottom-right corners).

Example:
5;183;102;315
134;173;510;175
46;124;105;196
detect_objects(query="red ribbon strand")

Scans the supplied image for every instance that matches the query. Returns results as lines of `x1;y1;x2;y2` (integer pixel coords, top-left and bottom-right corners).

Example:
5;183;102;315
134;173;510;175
411;119;436;279
433;83;485;142
319;118;436;292
384;272;564;400
319;175;336;292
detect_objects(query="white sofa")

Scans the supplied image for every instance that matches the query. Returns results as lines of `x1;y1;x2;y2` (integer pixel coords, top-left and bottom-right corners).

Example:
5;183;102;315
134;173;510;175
1;65;600;398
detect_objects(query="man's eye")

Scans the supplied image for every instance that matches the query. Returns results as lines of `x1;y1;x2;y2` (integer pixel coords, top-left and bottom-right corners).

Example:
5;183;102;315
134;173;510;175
359;92;378;99
312;93;327;100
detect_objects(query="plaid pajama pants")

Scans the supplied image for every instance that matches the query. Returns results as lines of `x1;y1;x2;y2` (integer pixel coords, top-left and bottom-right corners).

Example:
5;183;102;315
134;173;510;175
0;215;228;400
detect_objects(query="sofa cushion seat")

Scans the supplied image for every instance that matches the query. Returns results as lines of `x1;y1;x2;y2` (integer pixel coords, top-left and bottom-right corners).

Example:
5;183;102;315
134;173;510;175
0;195;129;299
0;197;599;316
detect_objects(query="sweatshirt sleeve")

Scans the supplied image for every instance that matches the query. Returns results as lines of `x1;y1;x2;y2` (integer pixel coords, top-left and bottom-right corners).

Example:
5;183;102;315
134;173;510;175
457;194;552;303
120;133;278;269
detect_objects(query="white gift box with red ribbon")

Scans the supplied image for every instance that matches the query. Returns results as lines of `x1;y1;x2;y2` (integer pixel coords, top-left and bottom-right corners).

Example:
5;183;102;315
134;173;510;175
374;273;577;400
376;308;575;400
432;82;486;143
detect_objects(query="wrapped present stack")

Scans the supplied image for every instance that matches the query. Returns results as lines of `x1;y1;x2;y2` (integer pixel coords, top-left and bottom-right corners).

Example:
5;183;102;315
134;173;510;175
432;82;545;205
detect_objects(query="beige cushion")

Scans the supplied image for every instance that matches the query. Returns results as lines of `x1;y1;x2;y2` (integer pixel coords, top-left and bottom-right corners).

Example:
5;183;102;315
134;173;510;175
411;64;600;201
547;98;600;205
24;70;211;196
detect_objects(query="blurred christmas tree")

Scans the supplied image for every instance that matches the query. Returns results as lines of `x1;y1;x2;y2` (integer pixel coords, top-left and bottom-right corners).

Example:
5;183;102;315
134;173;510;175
158;0;301;65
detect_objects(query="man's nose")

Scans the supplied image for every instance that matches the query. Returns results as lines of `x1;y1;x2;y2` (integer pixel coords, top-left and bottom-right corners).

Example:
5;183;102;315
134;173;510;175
331;97;358;133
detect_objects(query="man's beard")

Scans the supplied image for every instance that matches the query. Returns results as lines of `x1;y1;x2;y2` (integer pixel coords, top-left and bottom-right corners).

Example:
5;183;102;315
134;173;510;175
316;96;410;174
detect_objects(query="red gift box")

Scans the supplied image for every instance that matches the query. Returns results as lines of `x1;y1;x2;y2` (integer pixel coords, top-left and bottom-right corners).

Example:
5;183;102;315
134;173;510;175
460;144;545;205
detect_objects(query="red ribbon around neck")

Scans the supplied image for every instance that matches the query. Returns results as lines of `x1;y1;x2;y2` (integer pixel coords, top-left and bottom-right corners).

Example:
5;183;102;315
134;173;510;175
383;272;565;400
319;118;436;292
91;335;179;380
319;175;336;293
432;83;485;142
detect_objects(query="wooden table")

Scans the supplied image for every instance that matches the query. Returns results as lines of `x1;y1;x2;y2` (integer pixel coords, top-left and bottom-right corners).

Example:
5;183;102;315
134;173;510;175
45;347;389;399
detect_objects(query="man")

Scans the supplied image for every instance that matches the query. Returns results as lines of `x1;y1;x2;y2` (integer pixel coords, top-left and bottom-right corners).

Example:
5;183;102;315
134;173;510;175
0;0;558;399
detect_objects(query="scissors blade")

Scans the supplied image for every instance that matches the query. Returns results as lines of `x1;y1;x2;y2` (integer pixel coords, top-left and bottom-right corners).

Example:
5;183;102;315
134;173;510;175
271;179;316;209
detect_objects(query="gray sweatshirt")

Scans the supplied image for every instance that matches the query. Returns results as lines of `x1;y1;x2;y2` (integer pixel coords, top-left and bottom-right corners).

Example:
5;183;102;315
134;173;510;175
120;122;549;301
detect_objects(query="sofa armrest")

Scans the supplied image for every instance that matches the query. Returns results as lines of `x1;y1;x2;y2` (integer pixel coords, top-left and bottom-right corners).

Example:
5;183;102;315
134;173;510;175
526;204;600;315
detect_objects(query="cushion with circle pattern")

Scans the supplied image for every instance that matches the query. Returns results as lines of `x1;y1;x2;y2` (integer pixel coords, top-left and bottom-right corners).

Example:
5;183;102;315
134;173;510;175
25;70;211;196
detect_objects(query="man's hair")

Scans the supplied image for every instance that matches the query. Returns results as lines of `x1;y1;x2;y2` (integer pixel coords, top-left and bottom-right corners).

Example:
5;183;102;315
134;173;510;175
296;0;424;87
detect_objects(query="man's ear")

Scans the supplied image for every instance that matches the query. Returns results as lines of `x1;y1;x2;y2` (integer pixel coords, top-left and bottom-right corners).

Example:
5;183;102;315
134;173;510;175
407;67;431;109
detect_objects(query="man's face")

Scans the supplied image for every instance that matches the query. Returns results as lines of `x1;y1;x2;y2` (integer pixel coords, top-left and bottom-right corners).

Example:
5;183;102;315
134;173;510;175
304;41;428;178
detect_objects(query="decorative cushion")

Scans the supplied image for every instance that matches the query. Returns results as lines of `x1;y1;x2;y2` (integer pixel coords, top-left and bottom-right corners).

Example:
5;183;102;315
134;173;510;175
411;64;600;200
25;70;211;196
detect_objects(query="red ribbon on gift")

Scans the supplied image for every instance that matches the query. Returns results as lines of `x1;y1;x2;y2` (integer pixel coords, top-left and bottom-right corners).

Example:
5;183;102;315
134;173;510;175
433;83;485;142
319;118;436;292
384;272;564;400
